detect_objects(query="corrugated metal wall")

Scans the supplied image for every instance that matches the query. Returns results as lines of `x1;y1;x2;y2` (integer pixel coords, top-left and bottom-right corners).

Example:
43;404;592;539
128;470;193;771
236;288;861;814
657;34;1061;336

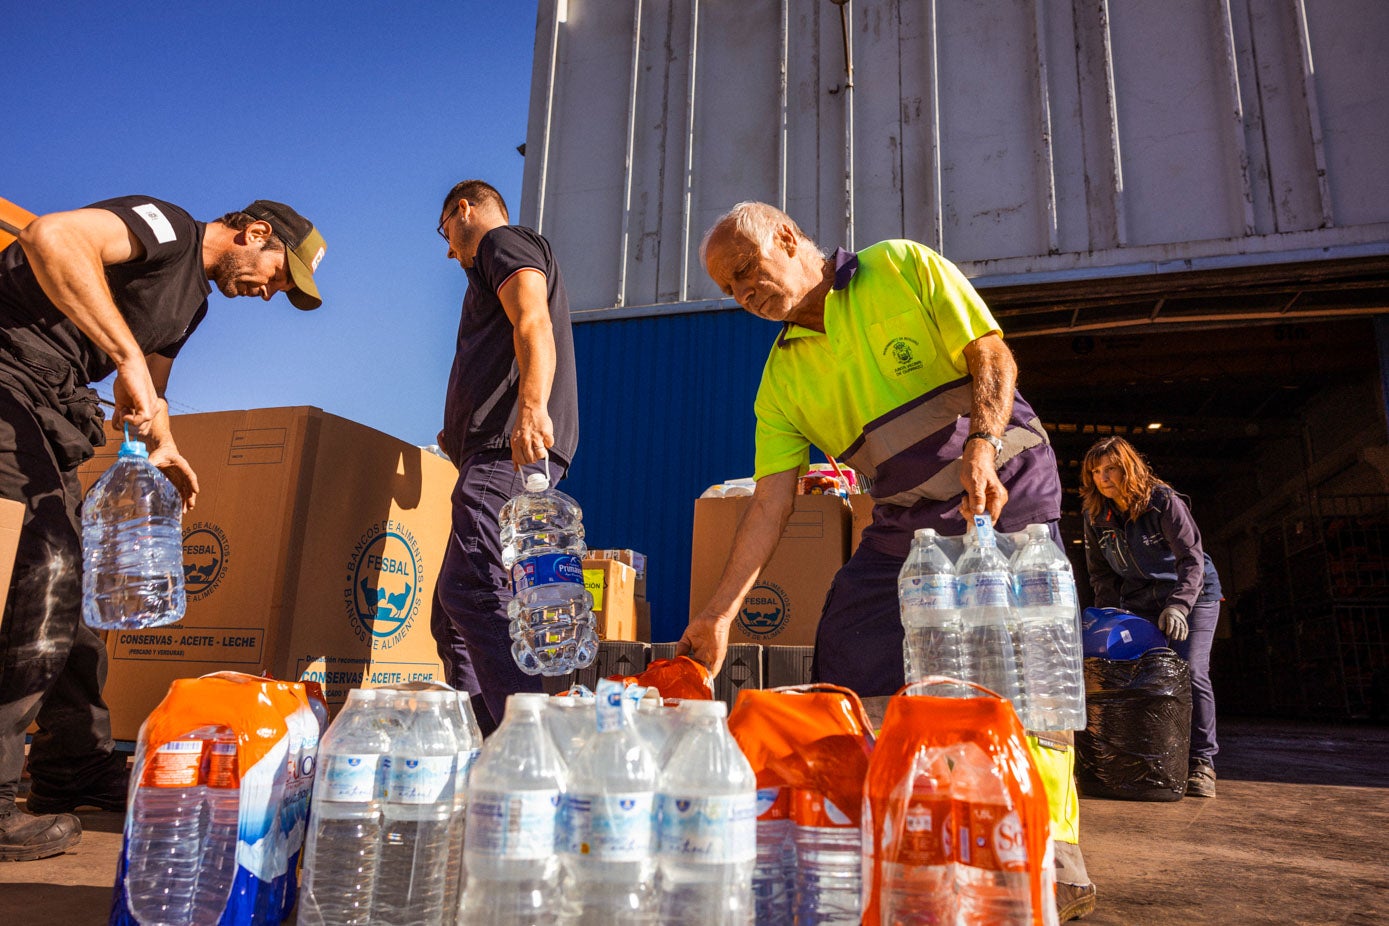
565;309;776;642
522;0;1389;317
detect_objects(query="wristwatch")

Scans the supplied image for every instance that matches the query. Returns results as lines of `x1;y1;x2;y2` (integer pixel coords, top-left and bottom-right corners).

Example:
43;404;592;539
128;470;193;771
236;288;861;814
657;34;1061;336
966;431;1004;456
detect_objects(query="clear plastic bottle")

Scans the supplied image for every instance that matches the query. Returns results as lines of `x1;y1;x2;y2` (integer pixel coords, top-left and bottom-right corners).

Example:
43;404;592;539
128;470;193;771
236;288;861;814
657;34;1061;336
899;528;966;685
298;688;394;926
876;749;955;926
80;435;186;630
558;678;658;925
753;787;792;926
445;691;484;917
1010;524;1086;731
791;790;861;925
955;514;1024;711
370;690;459;926
193;731;240;923
656;699;757;926
952;743;1031;926
458;692;566;926
124;733;206;925
500;471;597;675
544;691;597;757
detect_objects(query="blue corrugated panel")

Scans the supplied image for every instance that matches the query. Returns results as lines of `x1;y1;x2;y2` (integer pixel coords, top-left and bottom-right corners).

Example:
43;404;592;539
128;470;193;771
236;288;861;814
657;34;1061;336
565;308;776;643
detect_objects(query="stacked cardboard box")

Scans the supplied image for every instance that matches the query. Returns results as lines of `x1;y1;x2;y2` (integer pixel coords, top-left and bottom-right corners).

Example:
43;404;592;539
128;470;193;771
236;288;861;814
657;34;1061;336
588;548;650;640
689;495;851;647
78;407;454;736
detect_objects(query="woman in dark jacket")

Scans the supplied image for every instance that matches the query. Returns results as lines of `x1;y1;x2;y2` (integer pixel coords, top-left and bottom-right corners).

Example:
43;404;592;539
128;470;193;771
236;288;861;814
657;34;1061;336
1080;436;1223;798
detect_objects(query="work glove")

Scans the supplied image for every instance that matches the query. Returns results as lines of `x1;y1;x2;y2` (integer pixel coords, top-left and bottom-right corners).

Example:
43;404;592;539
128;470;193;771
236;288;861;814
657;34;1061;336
1158;606;1189;642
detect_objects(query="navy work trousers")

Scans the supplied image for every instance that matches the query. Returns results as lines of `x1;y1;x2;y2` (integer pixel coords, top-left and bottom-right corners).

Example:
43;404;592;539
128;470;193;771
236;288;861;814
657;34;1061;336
0;387;120;807
431;449;564;735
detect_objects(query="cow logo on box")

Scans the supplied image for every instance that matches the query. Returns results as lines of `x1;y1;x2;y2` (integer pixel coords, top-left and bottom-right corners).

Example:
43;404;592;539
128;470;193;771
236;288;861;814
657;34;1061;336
737;581;789;639
182;522;230;601
345;520;424;649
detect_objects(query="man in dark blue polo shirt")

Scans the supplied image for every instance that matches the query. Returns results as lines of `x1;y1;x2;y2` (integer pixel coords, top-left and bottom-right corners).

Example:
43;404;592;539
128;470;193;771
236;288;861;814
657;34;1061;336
431;180;578;734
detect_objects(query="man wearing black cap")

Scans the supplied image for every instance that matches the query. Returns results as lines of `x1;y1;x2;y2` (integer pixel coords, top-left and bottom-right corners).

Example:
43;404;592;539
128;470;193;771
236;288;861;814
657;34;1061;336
0;195;325;861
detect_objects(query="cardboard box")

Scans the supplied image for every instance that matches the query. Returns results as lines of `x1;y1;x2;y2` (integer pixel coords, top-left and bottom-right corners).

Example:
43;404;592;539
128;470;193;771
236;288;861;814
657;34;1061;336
0;498;23;621
588;548;647;600
850;494;874;555
82;407;455;737
765;644;815;688
649;642;678;663
689;495;850;647
635;599;652;643
0;197;35;250
715;643;763;708
594;640;649;681
582;558;637;641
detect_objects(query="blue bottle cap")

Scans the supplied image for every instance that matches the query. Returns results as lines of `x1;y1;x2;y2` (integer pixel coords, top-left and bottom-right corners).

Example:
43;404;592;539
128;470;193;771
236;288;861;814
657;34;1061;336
118;440;149;459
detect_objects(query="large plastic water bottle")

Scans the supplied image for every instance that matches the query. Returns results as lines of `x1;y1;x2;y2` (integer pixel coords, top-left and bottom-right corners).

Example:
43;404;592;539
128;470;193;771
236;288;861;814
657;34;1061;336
124;733;206;925
791;790;861;924
444;690;484;916
500;470;598;675
1010;524;1086;731
656;699;757;926
458;692;566;926
952;743;1031;926
192;731;240;923
956;514;1024;711
877;749;955;926
81;435;185;630
370;690;459;926
558;678;658;925
298;688;394;926
752;787;792;926
899;528;966;684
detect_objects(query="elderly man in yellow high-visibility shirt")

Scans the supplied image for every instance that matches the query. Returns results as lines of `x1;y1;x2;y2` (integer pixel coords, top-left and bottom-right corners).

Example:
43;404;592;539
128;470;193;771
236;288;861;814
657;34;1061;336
680;200;1096;921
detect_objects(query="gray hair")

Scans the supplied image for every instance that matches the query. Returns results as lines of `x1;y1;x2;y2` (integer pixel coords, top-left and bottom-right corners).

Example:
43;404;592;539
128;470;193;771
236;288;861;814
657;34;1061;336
699;201;822;264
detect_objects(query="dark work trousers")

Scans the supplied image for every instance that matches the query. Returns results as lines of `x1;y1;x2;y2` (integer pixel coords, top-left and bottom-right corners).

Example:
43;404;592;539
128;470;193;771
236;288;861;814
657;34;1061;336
431;449;565;735
1165;597;1220;767
813;519;1064;697
0;387;119;807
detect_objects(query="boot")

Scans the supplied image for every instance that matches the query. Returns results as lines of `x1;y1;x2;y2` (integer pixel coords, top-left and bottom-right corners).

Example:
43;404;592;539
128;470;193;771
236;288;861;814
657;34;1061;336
0;804;82;862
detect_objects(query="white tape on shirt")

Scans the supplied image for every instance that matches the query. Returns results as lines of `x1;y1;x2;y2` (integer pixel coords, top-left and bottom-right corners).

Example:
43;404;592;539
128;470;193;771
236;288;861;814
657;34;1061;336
131;203;177;244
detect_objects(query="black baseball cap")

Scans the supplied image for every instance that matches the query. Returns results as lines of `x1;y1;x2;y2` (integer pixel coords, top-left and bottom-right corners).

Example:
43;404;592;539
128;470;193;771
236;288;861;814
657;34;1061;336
242;200;325;310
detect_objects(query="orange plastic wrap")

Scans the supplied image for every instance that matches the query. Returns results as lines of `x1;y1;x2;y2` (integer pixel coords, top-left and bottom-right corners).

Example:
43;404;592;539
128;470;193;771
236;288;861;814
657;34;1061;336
608;655;715;701
726;684;875;826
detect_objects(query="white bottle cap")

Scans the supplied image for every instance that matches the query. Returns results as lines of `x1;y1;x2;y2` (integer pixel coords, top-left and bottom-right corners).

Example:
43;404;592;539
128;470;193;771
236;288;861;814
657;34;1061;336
525;472;551;493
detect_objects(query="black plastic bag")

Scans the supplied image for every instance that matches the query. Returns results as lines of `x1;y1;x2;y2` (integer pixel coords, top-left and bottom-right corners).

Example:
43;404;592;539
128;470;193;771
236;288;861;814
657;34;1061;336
1076;649;1192;801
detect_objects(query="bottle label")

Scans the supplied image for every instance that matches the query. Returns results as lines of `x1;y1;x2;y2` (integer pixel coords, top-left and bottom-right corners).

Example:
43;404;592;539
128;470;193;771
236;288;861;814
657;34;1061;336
140;738;204;788
900;790;952;866
511;552;584;594
558;791;655;861
454;748;481;792
1016;572;1078;609
320;754;380;802
468;789;561;860
956;801;1027;872
207;740;239;790
972;514;996;546
756;787;788;821
791;791;854;828
386;755;454;804
657;793;757;864
900;574;957;611
595;678;631;733
959;572;1011;608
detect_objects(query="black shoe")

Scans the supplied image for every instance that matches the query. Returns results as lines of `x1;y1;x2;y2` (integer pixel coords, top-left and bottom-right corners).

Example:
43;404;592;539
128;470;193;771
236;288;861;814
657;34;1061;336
0;806;82;862
26;762;129;814
1057;881;1098;921
1187;760;1217;798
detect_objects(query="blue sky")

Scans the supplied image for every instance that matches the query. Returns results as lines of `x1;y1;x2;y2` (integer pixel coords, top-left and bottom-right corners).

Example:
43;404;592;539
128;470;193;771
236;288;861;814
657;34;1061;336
7;1;539;447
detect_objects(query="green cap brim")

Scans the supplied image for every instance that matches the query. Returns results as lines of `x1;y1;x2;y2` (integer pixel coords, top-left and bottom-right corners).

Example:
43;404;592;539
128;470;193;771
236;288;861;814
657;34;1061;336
285;226;325;310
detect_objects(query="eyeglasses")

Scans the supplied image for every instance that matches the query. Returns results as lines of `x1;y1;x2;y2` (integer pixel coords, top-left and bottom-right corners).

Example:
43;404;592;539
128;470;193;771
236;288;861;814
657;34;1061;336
437;203;461;242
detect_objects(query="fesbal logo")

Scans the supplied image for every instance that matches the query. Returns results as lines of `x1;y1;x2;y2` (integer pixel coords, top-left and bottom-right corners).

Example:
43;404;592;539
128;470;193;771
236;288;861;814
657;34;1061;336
183;522;229;601
344;519;423;650
737;580;789;639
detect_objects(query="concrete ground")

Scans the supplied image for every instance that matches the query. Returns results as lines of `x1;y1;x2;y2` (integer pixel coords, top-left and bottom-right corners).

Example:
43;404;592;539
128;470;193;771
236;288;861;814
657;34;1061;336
0;717;1385;925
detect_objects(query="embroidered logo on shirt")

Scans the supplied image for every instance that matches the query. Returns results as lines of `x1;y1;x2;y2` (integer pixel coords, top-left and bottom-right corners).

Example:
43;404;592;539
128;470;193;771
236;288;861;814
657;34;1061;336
882;337;924;376
131;203;177;244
